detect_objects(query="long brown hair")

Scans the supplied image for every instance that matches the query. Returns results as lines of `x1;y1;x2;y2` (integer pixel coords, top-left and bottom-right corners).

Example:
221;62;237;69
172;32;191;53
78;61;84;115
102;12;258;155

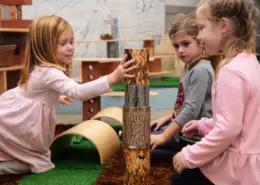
197;0;259;73
18;15;72;87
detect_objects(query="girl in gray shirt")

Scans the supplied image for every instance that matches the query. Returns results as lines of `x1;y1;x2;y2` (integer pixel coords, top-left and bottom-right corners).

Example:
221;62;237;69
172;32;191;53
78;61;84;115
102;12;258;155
150;13;217;160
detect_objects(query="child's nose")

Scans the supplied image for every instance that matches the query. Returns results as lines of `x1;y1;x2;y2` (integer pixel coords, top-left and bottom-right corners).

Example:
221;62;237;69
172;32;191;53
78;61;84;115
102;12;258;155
67;44;74;51
178;47;184;53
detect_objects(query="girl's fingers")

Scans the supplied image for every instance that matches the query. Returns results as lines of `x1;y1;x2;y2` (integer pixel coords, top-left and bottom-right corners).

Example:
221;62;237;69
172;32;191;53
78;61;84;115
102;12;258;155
124;65;138;73
151;144;157;151
123;59;135;68
124;74;135;78
120;54;128;65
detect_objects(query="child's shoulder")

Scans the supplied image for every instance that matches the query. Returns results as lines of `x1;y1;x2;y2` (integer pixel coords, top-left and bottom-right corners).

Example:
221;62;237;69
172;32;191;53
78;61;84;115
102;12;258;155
33;66;63;75
192;59;214;75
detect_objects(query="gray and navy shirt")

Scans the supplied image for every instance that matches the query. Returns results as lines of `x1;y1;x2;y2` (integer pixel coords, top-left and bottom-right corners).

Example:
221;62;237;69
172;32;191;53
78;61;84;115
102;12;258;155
172;59;214;142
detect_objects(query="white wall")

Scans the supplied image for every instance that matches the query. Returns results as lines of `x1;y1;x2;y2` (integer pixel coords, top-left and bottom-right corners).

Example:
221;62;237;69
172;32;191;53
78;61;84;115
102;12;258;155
22;0;165;58
164;0;199;7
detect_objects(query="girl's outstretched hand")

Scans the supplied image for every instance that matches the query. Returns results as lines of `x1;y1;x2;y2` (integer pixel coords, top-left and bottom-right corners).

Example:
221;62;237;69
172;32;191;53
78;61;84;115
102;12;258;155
182;120;198;138
107;54;137;86
59;96;73;105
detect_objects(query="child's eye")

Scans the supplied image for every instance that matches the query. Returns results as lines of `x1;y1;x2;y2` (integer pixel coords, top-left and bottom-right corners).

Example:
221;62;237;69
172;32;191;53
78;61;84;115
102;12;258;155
183;42;190;47
173;44;179;49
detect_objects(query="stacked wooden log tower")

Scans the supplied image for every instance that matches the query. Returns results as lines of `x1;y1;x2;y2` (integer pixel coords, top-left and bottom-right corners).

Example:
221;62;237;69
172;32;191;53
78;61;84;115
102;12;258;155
123;48;150;185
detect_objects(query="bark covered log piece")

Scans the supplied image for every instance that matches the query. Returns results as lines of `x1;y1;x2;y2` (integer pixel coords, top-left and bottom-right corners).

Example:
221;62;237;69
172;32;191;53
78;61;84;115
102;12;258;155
123;106;150;149
124;149;150;185
124;85;149;107
124;49;149;86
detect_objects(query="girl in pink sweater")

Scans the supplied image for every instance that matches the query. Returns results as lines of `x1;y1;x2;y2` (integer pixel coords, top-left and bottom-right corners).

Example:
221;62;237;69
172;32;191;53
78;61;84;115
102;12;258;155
172;0;260;185
0;15;136;175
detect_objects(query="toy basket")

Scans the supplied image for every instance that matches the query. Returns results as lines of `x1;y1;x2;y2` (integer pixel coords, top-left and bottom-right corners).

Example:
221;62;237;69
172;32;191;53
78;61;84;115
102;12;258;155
0;45;16;67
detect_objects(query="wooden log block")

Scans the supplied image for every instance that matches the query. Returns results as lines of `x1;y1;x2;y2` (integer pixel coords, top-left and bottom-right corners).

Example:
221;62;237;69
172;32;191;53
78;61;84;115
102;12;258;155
124;85;149;107
124;149;150;185
123;106;150;150
123;48;150;185
124;48;149;86
0;0;32;5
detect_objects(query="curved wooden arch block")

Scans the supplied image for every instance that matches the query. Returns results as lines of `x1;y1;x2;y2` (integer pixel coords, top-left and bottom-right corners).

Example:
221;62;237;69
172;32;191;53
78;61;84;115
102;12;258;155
51;120;120;164
91;107;123;125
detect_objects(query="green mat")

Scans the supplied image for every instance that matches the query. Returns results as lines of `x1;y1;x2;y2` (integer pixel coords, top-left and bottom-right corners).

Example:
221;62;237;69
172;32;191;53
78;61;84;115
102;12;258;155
18;125;123;185
112;77;180;91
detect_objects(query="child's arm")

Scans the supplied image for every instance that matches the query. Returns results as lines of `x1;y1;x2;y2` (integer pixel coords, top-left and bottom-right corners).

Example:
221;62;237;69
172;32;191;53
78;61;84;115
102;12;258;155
41;56;136;101
151;121;181;150
197;118;214;136
180;68;248;169
174;67;212;128
150;113;172;131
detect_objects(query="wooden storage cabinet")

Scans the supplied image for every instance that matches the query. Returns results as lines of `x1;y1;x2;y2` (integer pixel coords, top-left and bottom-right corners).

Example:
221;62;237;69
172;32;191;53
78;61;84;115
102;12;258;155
0;65;23;94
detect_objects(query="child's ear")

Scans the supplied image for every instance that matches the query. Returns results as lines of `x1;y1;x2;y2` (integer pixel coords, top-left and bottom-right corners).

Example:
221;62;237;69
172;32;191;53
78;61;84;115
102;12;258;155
219;17;230;34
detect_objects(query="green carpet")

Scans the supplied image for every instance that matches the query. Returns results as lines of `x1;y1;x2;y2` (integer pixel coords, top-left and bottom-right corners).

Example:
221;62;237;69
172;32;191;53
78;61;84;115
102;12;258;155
18;125;123;185
112;77;180;91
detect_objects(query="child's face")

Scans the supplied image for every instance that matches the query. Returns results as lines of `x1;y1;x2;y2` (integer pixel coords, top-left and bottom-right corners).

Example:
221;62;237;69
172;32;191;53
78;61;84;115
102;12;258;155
171;33;202;64
197;18;222;54
56;28;75;65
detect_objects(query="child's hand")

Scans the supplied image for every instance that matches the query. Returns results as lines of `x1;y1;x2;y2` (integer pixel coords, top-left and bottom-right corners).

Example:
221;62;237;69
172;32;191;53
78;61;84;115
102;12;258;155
150;134;167;151
182;120;198;138
173;152;186;174
107;54;137;86
59;96;73;105
150;118;167;131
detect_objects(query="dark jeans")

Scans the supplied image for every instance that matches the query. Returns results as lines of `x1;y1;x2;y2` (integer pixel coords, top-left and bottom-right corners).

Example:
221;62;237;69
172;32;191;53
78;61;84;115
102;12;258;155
171;168;214;185
151;124;189;162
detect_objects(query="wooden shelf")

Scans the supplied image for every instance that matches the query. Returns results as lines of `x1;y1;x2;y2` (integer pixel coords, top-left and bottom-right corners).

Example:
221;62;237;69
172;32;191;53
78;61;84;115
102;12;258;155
0;65;23;94
0;0;32;5
102;91;157;97
0;28;28;33
74;57;157;63
0;65;23;72
73;71;173;83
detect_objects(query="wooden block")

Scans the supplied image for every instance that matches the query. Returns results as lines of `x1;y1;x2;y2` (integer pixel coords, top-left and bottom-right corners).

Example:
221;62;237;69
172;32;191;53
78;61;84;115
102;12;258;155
149;57;161;73
51;120;120;164
0;20;32;29
0;71;7;94
9;5;16;20
123;106;150;149
124;49;149;86
0;0;32;5
16;5;22;19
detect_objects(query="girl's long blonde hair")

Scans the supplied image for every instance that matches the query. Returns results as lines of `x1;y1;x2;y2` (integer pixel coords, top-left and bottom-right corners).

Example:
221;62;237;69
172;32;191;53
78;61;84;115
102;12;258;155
18;15;72;87
168;12;222;70
197;0;259;73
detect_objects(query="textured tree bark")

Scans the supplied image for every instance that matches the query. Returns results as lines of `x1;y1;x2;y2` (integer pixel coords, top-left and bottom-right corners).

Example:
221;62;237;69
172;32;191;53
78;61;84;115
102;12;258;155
124;85;149;107
123;48;150;185
124;49;149;86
